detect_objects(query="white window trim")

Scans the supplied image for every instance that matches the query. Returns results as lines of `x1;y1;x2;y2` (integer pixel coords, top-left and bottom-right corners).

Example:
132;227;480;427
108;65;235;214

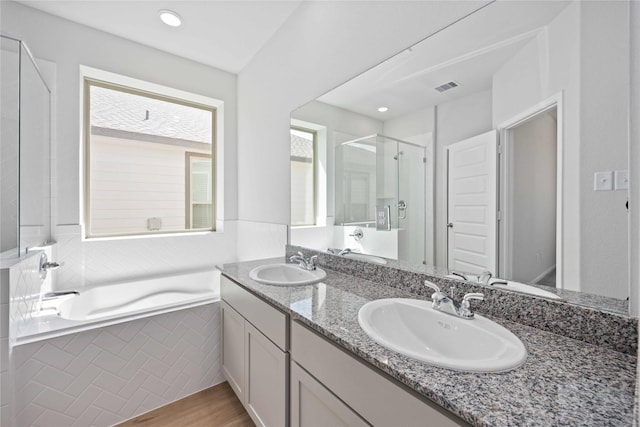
79;65;225;240
291;118;327;228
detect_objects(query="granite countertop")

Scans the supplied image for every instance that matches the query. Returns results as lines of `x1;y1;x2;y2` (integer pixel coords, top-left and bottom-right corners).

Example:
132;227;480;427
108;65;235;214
220;258;637;427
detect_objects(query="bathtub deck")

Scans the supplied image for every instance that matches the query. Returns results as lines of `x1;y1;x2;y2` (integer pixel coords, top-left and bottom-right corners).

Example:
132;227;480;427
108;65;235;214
117;382;253;427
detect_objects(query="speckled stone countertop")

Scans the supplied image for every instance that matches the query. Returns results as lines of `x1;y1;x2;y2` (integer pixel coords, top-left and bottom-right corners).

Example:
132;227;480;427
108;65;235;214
220;258;637;427
287;246;637;355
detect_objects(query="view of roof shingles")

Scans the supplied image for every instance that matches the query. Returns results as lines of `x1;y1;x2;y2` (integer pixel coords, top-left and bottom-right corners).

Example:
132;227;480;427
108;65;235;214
90;85;212;144
290;133;313;160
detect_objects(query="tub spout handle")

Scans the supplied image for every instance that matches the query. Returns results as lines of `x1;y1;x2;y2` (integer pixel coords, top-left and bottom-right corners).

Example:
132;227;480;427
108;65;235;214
42;291;79;301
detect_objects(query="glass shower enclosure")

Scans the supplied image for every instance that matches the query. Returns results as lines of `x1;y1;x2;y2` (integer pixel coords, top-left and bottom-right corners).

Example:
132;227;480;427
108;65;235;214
1;35;52;259
335;134;425;264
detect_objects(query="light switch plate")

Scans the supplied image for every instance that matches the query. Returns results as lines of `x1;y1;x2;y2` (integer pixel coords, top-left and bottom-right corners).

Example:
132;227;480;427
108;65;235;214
614;170;629;190
594;171;613;191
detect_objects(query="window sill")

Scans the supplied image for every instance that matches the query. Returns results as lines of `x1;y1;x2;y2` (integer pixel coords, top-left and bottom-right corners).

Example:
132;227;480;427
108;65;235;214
82;229;221;242
290;224;329;230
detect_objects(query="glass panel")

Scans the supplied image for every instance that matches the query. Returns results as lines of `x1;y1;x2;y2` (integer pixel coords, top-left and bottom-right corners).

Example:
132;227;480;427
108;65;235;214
0;37;51;258
0;37;20;257
335;140;376;225
19;42;51;252
192;204;212;229
188;155;212;230
397;142;426;265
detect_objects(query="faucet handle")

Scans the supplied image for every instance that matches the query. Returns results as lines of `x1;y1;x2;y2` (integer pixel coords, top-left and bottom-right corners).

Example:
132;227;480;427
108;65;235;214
460;293;484;318
309;255;318;270
424;280;440;293
424;280;446;303
450;271;469;281
462;293;484;302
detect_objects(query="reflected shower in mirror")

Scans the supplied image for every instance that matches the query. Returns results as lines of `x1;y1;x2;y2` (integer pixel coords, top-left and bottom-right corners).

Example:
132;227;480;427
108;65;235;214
289;0;631;312
335;135;426;265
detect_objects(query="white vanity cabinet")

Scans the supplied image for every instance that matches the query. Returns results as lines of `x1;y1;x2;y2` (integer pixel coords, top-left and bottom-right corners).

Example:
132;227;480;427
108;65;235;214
221;276;289;427
291;361;370;427
290;321;469;427
221;274;467;427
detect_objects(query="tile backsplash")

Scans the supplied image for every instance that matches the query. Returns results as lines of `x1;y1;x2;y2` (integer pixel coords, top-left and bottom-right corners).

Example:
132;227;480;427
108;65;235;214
9;248;50;341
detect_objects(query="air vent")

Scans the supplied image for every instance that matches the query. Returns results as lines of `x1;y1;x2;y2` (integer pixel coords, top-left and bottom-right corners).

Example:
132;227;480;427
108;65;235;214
434;81;459;93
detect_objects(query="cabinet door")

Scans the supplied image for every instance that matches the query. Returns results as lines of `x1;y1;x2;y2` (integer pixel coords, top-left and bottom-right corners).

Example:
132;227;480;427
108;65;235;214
222;302;245;402
291;362;369;427
245;322;288;427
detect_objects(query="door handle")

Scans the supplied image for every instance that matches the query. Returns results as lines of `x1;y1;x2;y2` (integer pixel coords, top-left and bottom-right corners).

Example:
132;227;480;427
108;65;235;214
447;222;454;228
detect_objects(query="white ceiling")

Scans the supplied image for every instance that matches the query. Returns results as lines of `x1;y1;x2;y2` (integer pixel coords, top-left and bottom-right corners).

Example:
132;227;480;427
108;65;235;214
317;1;571;121
18;1;303;74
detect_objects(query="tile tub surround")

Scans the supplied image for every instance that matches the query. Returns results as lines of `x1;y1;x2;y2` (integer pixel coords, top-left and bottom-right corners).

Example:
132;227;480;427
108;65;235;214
10;302;222;427
287;245;637;355
220;258;637;427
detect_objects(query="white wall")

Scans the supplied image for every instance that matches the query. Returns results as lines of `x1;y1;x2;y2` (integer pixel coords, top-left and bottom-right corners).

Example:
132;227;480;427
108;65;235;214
237;1;491;260
492;1;629;298
579;1;629;298
1;2;239;284
631;0;640;317
0;46;19;254
510;111;557;283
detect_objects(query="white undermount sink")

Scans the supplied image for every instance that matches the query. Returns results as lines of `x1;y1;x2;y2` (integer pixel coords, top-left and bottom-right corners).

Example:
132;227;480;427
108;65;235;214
249;263;326;286
358;298;527;372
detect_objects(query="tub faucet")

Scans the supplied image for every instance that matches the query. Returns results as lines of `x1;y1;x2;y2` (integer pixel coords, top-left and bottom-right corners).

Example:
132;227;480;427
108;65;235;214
42;290;79;301
450;271;469;281
478;271;493;285
423;281;484;319
290;252;318;271
327;248;352;256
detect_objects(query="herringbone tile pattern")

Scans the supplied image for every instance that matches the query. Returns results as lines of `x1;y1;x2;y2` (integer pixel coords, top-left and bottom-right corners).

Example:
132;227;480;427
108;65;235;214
12;302;223;427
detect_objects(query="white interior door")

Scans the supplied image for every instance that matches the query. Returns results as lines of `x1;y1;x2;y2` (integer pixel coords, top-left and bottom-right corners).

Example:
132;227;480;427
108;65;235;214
447;130;498;274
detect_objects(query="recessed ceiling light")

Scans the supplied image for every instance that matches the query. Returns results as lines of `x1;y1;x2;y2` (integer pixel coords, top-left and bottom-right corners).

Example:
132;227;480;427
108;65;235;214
159;10;182;27
378;107;389;113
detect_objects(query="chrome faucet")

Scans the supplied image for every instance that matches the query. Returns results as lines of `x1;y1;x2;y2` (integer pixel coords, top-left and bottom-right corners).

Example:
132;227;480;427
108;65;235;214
338;248;351;256
42;290;79;301
289;252;318;271
424;281;484;319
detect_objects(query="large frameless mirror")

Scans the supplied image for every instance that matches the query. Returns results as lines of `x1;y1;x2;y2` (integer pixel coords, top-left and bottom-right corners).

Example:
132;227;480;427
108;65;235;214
289;1;631;314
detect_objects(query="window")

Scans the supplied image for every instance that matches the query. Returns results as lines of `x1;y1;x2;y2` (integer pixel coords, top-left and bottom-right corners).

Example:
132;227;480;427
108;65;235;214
290;127;316;226
186;152;212;229
83;77;216;238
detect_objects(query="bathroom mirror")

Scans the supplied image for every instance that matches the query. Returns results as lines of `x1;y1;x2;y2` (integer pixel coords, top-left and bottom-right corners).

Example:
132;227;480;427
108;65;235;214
289;1;631;312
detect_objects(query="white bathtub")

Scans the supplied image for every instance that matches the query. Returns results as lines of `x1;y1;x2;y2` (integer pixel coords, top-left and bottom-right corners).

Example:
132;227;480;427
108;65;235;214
16;268;220;345
12;269;223;427
55;268;220;322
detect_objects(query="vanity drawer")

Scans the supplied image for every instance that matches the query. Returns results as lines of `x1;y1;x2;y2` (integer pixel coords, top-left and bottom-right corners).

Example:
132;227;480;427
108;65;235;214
291;320;469;427
221;275;288;351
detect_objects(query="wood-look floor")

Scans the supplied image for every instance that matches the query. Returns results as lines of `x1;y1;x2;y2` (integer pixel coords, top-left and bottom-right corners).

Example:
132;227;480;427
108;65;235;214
118;382;254;427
